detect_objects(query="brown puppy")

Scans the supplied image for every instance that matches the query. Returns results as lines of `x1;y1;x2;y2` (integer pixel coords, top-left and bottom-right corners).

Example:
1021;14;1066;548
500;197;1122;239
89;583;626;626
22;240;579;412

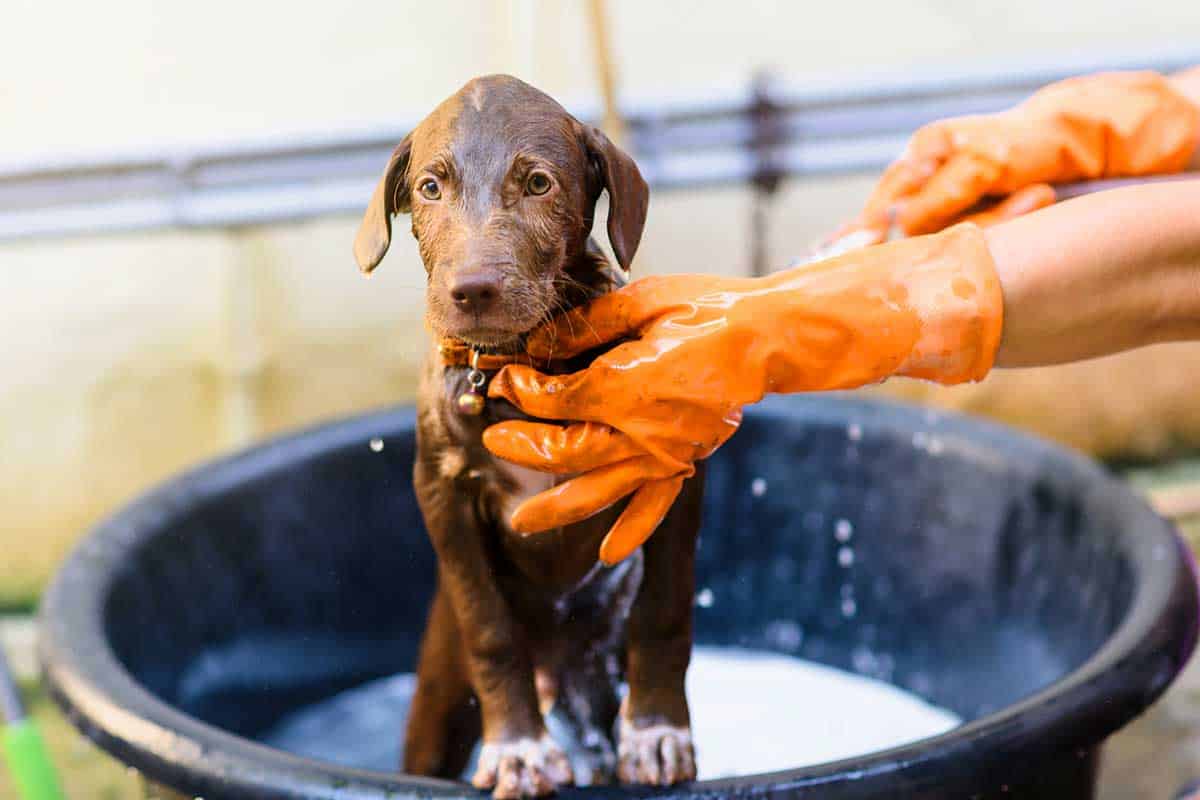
354;75;704;799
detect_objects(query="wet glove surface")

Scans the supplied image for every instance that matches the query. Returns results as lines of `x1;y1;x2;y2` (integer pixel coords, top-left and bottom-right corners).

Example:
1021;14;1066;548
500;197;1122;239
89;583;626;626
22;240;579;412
484;224;1004;564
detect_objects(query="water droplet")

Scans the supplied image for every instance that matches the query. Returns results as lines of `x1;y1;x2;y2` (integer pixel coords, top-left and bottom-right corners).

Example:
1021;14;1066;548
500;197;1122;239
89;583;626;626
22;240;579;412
696;588;715;608
751;477;768;497
928;437;944;455
834;519;853;542
912;431;928;450
840;597;858;618
764;620;804;651
837;547;855;568
369;438;385;452
847;423;863;441
852;646;876;674
909;672;933;695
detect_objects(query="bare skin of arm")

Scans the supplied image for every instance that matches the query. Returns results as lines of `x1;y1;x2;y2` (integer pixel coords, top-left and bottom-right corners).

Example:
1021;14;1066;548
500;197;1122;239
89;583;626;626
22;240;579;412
988;67;1200;365
989;179;1200;367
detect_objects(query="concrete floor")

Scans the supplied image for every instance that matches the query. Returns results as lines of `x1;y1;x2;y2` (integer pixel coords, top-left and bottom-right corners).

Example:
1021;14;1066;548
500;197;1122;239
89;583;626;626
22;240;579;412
1100;648;1200;799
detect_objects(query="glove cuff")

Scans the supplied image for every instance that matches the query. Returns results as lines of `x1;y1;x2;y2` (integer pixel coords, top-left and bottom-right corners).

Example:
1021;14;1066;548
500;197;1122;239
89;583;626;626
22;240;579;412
895;223;1004;385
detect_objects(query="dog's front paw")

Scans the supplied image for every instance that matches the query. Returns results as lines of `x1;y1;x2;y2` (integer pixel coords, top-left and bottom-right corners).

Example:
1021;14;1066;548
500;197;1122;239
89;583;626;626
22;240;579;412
617;715;696;786
472;734;574;799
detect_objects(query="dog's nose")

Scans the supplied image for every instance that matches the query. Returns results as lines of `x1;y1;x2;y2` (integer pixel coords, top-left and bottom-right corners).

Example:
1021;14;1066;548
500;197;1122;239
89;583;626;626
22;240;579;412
449;272;501;314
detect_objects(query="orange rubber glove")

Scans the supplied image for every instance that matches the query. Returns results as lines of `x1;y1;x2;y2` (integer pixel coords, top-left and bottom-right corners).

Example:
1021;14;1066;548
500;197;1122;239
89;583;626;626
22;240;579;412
841;71;1200;242
483;224;1004;564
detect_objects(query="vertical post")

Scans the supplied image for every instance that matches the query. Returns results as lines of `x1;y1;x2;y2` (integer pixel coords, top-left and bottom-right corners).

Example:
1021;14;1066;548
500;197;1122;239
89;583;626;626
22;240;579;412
749;71;783;277
587;0;627;146
220;228;272;448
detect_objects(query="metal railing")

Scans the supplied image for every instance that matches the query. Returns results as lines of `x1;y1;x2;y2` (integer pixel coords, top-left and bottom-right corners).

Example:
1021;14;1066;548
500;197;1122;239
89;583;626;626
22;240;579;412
1;46;1197;243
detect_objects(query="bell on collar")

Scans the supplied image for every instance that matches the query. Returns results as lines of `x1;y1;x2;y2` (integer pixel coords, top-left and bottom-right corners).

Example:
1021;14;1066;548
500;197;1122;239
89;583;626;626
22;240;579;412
457;349;487;416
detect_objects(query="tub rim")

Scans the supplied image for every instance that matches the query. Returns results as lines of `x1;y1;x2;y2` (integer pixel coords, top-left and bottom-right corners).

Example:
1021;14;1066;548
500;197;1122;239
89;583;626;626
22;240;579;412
38;395;1200;798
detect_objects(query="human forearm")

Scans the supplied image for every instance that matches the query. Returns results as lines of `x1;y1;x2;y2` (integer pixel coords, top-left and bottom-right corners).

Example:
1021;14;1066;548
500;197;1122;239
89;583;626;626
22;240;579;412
987;180;1200;367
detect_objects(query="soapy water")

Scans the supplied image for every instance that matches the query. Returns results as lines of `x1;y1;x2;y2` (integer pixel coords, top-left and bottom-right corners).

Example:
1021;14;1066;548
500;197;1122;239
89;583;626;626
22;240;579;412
261;646;960;781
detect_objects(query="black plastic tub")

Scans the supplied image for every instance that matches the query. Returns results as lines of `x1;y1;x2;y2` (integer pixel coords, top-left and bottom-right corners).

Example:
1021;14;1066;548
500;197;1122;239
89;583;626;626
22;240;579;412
39;396;1199;799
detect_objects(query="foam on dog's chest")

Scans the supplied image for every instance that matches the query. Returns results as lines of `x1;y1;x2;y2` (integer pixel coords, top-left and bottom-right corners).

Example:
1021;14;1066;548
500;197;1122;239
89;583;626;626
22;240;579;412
491;460;556;527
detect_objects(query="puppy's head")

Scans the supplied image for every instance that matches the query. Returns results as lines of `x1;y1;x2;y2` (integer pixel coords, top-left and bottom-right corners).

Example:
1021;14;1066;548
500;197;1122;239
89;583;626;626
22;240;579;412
354;74;648;349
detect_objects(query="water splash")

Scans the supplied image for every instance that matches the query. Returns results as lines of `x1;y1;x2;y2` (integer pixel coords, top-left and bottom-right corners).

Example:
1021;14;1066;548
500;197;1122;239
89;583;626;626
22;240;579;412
368;438;385;453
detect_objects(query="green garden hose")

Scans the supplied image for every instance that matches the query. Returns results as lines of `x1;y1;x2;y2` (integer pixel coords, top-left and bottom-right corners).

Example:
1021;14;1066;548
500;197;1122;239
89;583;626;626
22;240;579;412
1;643;64;800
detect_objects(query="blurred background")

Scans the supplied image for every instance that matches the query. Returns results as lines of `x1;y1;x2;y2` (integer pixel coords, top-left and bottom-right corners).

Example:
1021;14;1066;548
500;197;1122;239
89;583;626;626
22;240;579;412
5;0;1200;610
6;0;1200;611
4;1;1200;797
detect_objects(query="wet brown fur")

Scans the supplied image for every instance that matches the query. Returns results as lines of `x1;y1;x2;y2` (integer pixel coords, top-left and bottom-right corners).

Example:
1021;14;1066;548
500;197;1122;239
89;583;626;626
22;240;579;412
354;75;703;793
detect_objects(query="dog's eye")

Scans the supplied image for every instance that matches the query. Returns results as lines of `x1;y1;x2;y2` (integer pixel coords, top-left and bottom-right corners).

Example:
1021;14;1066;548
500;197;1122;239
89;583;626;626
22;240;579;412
525;172;552;196
418;179;441;201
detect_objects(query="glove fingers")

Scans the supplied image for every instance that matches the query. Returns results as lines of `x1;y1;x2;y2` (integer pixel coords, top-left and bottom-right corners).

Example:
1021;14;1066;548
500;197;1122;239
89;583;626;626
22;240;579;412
960;183;1057;228
524;275;731;360
488;364;594;421
491;336;667;421
508;456;670;534
598;476;687;565
524;288;646;360
861;156;936;224
896;152;1003;235
483;421;645;474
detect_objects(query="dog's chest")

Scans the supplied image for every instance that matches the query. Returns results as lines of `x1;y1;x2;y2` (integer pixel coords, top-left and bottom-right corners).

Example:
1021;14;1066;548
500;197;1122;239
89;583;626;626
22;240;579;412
437;366;558;527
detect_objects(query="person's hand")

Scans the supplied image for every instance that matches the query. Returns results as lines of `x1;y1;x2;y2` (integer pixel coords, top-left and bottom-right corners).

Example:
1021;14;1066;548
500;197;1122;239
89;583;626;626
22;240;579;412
483;224;1004;564
835;71;1200;243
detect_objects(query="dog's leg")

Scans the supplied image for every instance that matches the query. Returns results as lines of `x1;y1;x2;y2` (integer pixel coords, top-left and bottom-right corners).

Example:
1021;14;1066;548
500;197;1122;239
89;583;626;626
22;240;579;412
415;461;573;799
618;468;705;786
547;556;641;785
404;583;480;778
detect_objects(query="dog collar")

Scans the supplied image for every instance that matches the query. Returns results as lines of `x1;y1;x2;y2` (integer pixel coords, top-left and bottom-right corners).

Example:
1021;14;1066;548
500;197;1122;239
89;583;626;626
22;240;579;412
436;339;545;371
438;339;555;416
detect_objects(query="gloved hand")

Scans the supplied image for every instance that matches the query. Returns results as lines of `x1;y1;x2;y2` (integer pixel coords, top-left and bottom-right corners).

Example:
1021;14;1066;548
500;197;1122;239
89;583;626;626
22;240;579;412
837;71;1200;242
484;224;1004;564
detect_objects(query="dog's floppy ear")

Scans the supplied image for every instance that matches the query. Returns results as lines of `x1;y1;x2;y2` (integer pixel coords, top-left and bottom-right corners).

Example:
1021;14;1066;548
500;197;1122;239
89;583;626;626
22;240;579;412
353;135;413;274
582;125;649;272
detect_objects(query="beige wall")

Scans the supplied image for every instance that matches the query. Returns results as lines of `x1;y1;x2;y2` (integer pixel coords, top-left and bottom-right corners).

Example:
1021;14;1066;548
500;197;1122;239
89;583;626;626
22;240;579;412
4;1;1200;601
7;0;1200;153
